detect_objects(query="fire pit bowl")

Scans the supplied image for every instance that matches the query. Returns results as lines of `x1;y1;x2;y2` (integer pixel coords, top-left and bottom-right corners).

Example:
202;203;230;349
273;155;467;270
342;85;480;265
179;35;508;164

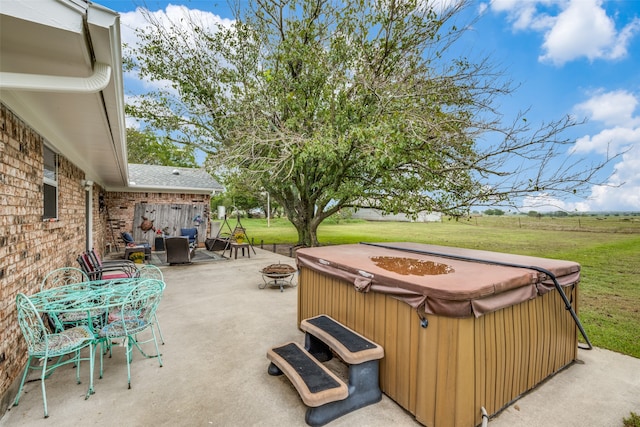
260;263;297;292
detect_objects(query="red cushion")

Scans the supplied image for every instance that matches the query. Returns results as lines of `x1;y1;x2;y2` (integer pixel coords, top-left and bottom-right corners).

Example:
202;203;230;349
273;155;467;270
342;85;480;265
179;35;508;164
102;272;131;279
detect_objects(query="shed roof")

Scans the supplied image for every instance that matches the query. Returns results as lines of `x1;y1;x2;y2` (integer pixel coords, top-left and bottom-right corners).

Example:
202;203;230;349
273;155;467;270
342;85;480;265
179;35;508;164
127;164;223;194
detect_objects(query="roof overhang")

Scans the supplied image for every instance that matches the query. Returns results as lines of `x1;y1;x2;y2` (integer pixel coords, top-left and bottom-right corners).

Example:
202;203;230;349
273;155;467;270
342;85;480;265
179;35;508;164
124;185;217;195
0;0;128;188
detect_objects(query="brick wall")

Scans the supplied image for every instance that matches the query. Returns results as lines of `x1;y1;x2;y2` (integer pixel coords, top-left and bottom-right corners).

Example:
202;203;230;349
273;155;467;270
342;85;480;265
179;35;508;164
105;192;210;249
0;104;89;411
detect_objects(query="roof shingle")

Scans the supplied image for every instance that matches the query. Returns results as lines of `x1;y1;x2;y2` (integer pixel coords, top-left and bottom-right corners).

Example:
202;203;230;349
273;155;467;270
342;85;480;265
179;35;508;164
127;164;223;193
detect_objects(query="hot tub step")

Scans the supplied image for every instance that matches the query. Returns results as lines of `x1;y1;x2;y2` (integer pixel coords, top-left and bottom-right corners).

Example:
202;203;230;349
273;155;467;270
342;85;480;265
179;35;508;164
267;342;349;408
301;315;384;364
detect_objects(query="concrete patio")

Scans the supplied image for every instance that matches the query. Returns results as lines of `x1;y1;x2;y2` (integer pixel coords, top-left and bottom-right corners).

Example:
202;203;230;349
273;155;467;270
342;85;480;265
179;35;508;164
1;248;639;427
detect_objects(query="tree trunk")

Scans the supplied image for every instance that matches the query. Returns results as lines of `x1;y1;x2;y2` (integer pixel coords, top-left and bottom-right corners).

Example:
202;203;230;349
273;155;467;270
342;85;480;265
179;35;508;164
296;223;319;247
289;205;320;247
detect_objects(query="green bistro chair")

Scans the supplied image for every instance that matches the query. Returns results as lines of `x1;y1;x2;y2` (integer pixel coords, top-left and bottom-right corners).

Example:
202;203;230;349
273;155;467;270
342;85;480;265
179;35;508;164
135;265;165;344
41;267;89;292
40;267;96;332
13;293;95;418
97;279;165;389
136;264;163;281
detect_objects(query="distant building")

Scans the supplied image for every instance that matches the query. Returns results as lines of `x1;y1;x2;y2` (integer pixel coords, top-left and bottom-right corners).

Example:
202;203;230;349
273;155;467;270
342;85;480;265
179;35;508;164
351;208;442;222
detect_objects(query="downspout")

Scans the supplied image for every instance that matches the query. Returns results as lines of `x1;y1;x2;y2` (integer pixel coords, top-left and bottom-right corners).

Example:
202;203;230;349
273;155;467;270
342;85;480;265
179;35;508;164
0;62;111;93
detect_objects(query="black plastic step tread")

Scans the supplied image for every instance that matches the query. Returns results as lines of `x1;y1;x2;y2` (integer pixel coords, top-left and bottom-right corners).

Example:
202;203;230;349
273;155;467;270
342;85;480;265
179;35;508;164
301;315;384;364
267;342;348;407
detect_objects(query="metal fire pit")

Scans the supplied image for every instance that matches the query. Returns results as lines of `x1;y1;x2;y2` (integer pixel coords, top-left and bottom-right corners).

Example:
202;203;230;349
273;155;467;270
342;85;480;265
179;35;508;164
260;263;297;292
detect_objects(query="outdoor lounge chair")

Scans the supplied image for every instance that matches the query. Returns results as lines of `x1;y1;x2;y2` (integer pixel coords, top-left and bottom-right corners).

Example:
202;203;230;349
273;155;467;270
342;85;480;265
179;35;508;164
77;253;138;281
120;232;151;260
165;236;192;265
180;228;198;248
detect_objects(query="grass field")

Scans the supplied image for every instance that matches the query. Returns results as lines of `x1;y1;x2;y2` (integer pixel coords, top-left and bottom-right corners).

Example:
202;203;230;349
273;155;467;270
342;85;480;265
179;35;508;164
230;215;640;358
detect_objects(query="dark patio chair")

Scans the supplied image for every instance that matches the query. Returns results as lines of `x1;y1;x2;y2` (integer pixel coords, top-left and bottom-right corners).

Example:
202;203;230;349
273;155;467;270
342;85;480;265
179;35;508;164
165;236;192;265
120;232;151;260
77;253;138;281
180;228;198;248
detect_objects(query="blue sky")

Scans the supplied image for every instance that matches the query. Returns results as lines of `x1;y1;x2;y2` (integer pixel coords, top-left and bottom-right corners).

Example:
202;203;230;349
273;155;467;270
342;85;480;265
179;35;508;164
100;0;640;212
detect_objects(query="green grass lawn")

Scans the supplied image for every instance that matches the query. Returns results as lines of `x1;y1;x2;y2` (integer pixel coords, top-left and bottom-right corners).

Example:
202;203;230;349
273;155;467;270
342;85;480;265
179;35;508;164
233;215;640;358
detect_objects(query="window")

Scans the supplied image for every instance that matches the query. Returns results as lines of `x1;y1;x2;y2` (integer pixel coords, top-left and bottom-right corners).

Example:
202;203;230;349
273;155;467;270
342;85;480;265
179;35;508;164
43;145;58;219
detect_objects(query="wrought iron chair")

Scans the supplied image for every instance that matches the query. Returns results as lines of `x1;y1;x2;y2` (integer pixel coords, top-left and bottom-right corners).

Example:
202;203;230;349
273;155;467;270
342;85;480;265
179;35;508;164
13;293;95;418
97;279;165;389
40;267;96;332
41;267;89;292
130;265;165;344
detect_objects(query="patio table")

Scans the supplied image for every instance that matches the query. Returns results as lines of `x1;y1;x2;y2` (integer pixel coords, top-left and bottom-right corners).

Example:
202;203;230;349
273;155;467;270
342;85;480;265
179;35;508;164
30;278;145;317
28;277;165;395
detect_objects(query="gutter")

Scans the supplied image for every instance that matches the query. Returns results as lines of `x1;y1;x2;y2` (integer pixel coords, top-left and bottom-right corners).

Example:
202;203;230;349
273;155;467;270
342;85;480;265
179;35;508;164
0;62;111;93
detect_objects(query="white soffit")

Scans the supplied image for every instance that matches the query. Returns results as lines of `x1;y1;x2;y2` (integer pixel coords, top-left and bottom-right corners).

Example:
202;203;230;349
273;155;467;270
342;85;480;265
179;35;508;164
0;0;129;188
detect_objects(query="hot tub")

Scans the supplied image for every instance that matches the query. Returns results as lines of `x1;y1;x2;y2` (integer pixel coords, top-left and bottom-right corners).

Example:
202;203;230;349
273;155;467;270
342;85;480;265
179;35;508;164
296;242;581;427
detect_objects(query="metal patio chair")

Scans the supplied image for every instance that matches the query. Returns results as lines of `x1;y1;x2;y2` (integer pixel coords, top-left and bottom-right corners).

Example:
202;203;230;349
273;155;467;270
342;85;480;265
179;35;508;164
97;279;165;389
40;267;97;332
40;267;89;292
13;293;95;418
77;252;138;281
127;264;165;345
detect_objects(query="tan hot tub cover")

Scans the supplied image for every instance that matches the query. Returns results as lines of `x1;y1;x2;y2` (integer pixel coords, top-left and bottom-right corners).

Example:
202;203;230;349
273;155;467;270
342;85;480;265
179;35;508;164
295;242;581;318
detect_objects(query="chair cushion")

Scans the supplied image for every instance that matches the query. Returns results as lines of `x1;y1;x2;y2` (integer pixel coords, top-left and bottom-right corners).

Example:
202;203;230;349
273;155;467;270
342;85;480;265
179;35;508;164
102;272;132;279
37;326;94;355
59;309;103;322
180;228;197;240
100;319;147;337
122;232;134;243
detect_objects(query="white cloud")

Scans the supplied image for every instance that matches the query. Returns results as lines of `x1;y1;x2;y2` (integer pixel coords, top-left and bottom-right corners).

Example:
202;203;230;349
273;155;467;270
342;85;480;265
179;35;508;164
573;90;640;155
520;89;640;212
520;192;587;212
119;5;233;49
489;0;640;66
490;0;555;31
568;90;640;211
119;5;233;93
582;144;640;211
574;90;640;128
573;126;640;156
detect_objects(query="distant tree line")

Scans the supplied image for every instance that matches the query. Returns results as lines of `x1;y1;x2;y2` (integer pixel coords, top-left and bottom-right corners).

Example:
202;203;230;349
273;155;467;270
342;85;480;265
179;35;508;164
481;210;640;217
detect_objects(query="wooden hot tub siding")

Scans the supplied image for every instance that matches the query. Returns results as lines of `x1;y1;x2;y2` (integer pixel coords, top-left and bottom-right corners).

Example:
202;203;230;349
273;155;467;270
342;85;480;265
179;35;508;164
297;267;578;427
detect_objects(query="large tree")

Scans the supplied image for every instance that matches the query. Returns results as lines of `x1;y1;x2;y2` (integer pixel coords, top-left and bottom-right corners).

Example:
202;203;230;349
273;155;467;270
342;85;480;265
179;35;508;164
126;128;197;167
126;0;614;246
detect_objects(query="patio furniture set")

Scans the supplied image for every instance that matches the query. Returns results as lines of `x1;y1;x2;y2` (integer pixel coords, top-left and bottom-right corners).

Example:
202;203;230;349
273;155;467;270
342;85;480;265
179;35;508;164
122;228;204;265
13;266;166;418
